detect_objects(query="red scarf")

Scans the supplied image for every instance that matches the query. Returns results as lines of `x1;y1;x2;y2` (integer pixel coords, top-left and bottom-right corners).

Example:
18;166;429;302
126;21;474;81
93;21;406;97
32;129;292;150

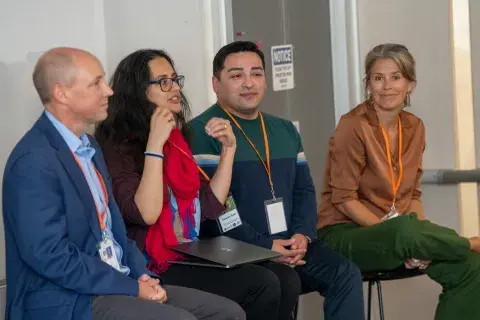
145;128;200;273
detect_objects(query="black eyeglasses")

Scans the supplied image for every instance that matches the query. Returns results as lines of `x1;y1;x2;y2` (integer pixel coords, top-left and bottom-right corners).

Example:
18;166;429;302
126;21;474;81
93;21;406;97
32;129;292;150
148;75;185;92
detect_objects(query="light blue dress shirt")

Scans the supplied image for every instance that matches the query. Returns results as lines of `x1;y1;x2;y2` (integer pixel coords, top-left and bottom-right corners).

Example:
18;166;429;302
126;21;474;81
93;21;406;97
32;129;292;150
45;111;130;275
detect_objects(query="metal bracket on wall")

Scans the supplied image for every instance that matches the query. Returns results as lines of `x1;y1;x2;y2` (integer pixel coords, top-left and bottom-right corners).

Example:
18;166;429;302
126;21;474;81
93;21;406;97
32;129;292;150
422;169;480;184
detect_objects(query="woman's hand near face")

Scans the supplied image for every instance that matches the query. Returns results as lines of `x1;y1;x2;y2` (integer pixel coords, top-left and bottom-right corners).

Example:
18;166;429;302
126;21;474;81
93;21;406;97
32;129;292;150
146;107;176;153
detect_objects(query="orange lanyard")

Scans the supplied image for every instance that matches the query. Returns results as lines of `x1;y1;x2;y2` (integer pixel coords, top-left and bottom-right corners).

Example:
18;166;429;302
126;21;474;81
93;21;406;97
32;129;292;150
380;117;403;210
167;140;211;182
217;103;275;198
73;154;109;230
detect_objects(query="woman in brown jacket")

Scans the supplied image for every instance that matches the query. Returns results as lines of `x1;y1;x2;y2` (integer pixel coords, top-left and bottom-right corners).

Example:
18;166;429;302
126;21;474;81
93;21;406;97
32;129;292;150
317;43;480;320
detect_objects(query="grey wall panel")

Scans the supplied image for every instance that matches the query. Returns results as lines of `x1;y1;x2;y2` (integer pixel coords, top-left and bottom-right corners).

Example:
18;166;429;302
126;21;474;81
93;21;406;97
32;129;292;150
231;0;335;198
471;1;480;167
231;0;288;118
283;0;335;194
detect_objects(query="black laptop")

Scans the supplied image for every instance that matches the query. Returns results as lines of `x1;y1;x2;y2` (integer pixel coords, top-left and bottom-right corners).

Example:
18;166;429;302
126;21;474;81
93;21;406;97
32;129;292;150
168;236;281;268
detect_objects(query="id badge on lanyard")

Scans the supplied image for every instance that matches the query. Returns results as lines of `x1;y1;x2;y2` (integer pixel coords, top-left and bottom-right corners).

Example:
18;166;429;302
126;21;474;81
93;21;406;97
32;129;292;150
98;231;121;271
265;197;287;234
217;194;243;233
218;103;288;234
96;204;121;271
382;205;399;221
380;117;404;222
73;154;122;271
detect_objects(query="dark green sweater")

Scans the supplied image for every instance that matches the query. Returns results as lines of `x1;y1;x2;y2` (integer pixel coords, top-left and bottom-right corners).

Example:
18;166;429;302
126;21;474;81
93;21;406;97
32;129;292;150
188;104;317;248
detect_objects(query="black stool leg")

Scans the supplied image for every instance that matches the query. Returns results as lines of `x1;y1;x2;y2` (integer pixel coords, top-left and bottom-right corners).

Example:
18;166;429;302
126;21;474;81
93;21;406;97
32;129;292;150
376;280;385;320
368;280;373;320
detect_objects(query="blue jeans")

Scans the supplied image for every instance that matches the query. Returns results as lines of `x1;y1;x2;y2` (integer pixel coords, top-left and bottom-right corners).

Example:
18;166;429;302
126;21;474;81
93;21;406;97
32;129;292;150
295;239;365;320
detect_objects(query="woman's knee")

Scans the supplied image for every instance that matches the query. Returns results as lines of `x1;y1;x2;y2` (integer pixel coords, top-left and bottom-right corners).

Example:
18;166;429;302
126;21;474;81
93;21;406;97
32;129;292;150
240;264;282;300
387;214;421;244
279;264;302;295
265;262;302;298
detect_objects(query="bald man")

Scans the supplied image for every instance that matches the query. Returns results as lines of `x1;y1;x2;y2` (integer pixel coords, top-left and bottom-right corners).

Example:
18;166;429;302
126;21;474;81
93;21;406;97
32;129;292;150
2;47;245;320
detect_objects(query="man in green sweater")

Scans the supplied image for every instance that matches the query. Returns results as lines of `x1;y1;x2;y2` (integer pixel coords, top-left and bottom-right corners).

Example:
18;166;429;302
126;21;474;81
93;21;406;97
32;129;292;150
188;41;365;319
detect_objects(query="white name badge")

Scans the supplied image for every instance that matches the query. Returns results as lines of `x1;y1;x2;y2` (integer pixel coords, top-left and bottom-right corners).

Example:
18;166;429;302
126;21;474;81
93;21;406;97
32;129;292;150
265;198;287;234
99;236;121;271
217;195;242;233
381;208;399;222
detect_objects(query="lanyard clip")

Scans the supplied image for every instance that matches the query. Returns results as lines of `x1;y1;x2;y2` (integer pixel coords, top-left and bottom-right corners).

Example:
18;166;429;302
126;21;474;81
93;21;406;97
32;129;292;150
271;187;276;200
101;229;109;240
390;204;397;213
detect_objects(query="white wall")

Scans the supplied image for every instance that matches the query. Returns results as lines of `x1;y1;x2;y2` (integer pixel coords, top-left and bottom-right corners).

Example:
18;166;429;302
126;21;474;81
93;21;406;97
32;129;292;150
0;0;228;301
103;0;219;116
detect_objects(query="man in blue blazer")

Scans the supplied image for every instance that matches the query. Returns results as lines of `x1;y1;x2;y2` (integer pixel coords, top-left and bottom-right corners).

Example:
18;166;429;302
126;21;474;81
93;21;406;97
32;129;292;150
2;47;245;320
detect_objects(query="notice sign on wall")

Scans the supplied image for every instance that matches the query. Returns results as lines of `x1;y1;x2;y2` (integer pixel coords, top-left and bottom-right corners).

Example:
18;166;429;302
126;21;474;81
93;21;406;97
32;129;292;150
271;44;295;91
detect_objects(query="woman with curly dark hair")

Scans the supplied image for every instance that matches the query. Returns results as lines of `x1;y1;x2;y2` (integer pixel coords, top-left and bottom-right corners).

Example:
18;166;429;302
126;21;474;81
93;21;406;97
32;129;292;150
96;49;288;320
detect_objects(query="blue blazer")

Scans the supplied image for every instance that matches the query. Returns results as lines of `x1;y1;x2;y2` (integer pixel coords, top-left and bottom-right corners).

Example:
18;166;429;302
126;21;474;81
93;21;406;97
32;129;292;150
2;113;152;320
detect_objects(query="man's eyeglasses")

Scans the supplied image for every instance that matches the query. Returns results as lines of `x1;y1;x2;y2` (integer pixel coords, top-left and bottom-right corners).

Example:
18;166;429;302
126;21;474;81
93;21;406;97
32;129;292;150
148;75;185;92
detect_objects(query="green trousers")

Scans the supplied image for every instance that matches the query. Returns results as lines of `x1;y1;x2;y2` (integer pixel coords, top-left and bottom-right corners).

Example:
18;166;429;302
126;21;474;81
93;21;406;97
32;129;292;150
318;213;480;320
